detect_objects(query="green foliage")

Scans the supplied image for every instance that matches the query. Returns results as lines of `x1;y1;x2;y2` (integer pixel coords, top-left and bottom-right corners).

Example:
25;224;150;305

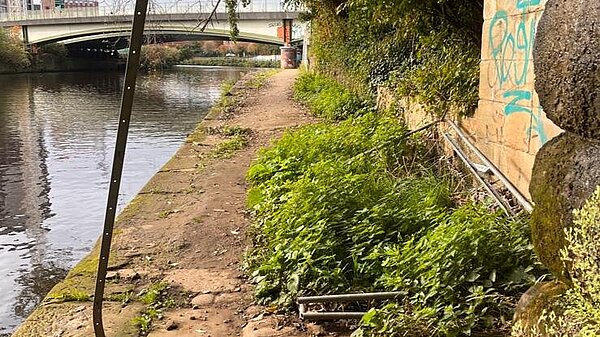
247;80;540;335
182;57;279;68
210;134;249;158
358;207;537;336
139;282;170;305
39;43;68;59
291;0;482;117
520;187;600;336
245;112;451;305
140;44;182;70
391;32;480;117
133;282;174;335
293;72;369;120
0;28;31;69
226;0;252;40
132;307;159;335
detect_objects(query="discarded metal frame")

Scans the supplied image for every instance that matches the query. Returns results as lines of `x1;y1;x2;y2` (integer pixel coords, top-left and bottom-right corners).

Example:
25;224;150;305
93;0;149;336
297;291;406;321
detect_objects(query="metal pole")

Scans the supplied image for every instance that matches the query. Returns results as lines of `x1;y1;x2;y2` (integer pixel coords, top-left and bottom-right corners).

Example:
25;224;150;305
446;119;534;213
443;133;513;216
298;291;406;304
92;0;148;335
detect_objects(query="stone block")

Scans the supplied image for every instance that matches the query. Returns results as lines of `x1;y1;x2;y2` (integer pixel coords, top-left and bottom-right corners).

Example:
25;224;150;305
529;133;600;280
502;113;532;152
513;281;569;336
503;111;532;152
534;0;600;139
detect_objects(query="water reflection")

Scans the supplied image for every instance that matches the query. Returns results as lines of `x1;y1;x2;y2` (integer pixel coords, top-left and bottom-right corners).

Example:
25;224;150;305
0;67;245;334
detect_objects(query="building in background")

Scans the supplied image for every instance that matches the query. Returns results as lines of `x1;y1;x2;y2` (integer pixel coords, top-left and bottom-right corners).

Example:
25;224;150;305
1;0;25;12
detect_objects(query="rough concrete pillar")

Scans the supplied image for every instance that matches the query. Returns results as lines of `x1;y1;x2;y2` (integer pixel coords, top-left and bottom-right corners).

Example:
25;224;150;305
534;0;600;139
514;0;600;335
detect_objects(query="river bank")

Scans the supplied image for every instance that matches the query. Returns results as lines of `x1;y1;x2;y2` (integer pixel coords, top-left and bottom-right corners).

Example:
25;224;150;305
11;69;330;337
0;55;123;74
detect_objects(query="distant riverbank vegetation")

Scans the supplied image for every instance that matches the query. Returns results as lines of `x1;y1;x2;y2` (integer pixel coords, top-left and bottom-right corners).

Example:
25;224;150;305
0;28;31;69
140;41;280;70
0;31;280;72
181;57;278;68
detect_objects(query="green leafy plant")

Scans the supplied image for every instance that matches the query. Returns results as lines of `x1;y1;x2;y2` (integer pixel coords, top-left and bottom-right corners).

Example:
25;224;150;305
358;205;538;336
287;0;481;117
293;72;369;120
246;76;541;335
516;188;600;336
132;282;175;335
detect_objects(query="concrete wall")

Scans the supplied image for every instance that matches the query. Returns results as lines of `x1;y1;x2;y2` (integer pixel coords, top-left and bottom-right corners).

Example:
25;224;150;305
461;0;563;199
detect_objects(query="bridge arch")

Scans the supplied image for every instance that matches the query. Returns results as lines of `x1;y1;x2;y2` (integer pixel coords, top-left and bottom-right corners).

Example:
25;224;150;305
36;28;287;46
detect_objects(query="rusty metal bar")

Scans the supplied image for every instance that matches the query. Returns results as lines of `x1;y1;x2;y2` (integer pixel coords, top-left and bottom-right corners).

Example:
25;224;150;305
92;0;148;336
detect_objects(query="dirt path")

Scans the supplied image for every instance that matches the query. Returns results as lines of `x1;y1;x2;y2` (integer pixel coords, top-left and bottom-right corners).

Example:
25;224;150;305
12;70;333;337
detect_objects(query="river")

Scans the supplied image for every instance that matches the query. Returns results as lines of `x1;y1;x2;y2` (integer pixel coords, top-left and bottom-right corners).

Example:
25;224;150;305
0;67;247;335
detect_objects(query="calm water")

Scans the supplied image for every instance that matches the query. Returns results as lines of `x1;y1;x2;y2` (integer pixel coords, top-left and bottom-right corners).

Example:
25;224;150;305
0;67;246;335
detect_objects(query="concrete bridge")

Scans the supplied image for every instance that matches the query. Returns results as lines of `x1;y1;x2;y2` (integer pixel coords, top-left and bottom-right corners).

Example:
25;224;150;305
0;0;303;46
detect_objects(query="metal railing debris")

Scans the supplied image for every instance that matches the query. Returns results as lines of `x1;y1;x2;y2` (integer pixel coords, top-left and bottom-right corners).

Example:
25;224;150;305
297;291;406;321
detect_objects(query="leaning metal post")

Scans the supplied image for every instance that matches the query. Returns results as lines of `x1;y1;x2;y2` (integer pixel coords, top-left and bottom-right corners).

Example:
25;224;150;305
92;0;148;336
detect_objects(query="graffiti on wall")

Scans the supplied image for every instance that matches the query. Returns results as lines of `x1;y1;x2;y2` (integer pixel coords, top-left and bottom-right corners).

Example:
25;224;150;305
488;0;548;146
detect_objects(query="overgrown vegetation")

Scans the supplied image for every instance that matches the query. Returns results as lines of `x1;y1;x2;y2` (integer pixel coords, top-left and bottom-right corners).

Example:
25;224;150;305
0;28;31;69
281;0;482;117
293;72;370;120
244;74;541;336
181;57;279;68
516;188;600;336
140;44;183;70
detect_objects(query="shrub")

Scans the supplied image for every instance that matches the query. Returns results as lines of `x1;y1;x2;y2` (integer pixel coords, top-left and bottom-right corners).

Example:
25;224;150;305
293;72;369;120
245;113;451;306
246;112;540;335
140;44;182;70
357;205;538;336
286;0;482;117
517;187;600;336
246;76;542;334
0;27;30;69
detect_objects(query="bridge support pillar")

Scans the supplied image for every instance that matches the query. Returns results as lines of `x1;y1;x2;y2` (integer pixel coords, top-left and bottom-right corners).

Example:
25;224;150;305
280;46;298;69
280;19;297;69
21;25;29;45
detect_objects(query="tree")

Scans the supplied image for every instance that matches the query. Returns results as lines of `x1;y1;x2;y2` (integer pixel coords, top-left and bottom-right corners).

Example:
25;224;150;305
0;28;31;69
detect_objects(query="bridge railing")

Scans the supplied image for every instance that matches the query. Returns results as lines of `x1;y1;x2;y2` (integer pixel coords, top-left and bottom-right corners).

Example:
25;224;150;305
0;0;298;22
